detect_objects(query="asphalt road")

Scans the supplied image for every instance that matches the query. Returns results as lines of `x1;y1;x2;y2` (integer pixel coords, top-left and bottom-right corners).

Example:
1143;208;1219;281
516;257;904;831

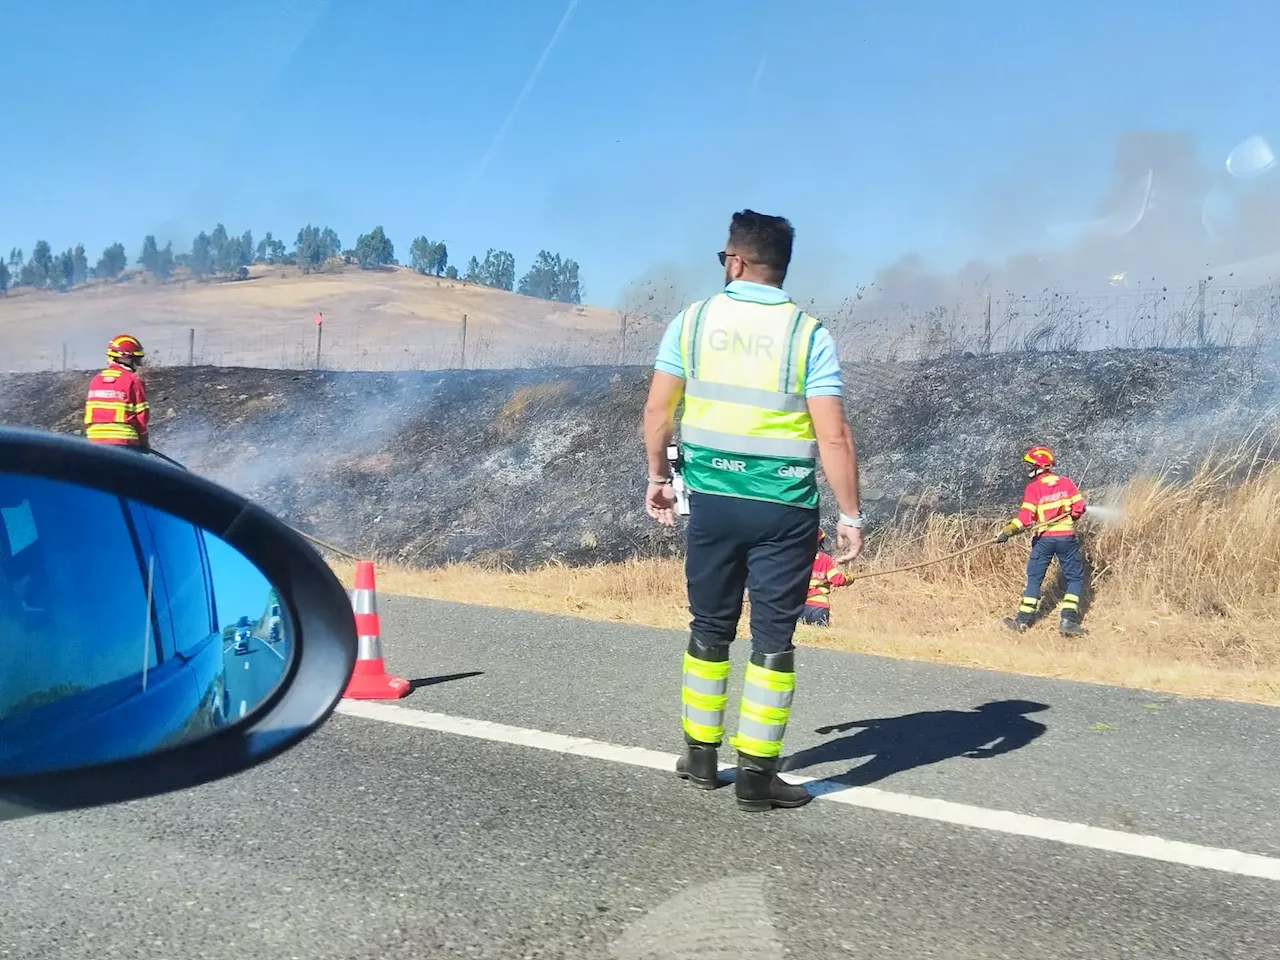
222;633;289;720
1;597;1278;959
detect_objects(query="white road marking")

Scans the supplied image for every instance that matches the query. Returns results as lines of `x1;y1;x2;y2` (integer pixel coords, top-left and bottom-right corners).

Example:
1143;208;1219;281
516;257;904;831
239;700;247;718
335;700;1280;882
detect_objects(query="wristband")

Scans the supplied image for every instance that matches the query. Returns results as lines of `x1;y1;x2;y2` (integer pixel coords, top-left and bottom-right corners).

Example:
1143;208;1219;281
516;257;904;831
839;511;865;529
649;476;672;485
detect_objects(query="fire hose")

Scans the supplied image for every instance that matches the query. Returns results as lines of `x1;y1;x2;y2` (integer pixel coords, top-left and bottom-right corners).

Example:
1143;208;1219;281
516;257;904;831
842;511;1082;582
145;449;365;563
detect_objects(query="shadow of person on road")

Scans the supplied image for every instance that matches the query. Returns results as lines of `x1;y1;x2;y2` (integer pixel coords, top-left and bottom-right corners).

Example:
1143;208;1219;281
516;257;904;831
781;700;1050;788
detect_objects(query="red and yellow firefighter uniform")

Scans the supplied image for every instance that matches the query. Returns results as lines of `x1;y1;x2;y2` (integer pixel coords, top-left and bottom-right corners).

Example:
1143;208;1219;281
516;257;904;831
800;530;847;626
84;335;150;449
995;446;1087;635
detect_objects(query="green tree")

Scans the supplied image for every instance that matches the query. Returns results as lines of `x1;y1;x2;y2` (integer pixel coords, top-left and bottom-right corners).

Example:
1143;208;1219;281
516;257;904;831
96;242;127;280
294;224;341;274
0;260;9;294
72;244;89;287
517;250;582;304
444;264;459;280
190;231;214;276
463;255;482;282
149;241;175;281
355;225;396;269
210;223;233;272
138;235;160;273
471;248;515;291
20;241;52;288
409;236;433;275
256;231;287;263
409;238;447;275
240;230;254;268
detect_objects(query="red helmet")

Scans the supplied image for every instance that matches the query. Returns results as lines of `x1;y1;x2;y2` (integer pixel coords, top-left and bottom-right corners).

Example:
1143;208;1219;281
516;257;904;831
107;334;145;364
1023;446;1055;470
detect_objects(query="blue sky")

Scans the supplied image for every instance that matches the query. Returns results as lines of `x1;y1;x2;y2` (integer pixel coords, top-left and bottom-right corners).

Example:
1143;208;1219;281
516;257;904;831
1;0;1276;305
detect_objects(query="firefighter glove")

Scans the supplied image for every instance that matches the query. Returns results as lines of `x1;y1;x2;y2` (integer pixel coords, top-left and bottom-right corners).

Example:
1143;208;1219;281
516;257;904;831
994;532;1009;544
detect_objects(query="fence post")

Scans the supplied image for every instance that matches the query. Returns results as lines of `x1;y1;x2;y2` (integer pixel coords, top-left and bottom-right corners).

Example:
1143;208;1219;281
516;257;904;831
618;311;627;365
459;313;467;369
188;327;195;366
1197;279;1207;347
62;343;67;372
982;293;992;354
315;322;323;369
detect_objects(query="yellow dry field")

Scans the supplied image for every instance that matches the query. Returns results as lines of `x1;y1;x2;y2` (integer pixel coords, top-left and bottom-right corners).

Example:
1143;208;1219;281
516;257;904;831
0;263;621;372
333;446;1280;706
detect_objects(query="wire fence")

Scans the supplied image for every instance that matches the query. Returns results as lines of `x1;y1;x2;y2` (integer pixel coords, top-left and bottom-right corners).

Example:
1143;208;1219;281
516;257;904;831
21;279;1280;374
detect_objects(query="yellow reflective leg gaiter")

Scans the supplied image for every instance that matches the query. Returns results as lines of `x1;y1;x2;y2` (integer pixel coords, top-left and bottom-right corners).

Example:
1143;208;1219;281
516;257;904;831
681;642;730;745
731;655;796;759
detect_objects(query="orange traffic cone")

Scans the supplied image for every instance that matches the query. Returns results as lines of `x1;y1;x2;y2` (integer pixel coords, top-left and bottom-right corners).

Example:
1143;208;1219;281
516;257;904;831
343;561;411;700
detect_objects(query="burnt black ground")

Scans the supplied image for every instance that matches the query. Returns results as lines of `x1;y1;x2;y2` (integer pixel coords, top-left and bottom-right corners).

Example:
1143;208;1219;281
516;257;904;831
5;347;1278;567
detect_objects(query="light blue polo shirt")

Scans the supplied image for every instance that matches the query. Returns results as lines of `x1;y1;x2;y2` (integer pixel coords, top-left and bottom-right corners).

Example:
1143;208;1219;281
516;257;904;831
652;281;843;397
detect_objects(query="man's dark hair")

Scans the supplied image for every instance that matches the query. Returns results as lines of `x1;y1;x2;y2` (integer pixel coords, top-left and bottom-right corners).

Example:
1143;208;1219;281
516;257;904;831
728;209;794;282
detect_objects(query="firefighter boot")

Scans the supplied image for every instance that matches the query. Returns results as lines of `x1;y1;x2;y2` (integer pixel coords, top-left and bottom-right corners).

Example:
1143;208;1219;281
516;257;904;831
675;736;720;790
735;753;813;812
1059;612;1087;637
1003;616;1031;633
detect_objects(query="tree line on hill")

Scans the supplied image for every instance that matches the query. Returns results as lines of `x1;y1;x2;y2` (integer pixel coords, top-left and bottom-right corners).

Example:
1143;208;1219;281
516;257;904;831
0;224;583;304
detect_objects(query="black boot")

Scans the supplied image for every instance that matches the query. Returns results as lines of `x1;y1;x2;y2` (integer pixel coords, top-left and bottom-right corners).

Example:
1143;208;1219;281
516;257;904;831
1059;614;1087;637
735;753;812;812
675;738;720;790
1003;617;1030;633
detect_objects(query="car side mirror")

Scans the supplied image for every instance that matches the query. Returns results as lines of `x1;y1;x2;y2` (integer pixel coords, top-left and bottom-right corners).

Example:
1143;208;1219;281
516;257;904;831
0;428;357;820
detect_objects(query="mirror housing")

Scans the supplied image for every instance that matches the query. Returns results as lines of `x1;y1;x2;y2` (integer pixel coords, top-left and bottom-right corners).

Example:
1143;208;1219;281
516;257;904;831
0;428;357;820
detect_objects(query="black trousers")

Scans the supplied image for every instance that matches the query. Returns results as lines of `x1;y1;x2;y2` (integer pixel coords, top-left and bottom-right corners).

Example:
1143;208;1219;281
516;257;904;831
685;491;820;656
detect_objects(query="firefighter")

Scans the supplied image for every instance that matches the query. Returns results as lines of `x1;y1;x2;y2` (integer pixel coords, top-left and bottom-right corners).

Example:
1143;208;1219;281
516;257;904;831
799;529;848;627
995;446;1087;636
644;209;864;812
84;335;150;451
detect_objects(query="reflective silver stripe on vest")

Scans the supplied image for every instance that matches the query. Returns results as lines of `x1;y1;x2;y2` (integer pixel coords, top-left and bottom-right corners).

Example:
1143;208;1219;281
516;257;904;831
683;704;725;728
684;379;808;413
680;425;818;459
779;307;805;392
682;672;729;697
742;685;794;710
736;716;787;745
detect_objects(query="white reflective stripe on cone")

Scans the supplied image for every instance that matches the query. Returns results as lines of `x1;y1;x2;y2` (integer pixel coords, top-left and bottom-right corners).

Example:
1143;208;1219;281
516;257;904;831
352;590;376;615
357;634;384;661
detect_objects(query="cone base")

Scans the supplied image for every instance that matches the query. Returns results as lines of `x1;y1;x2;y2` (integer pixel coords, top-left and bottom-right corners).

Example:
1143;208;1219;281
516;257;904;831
343;658;411;700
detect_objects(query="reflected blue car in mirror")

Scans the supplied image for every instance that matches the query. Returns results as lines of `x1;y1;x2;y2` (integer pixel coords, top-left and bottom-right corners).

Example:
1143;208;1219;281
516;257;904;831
0;473;292;776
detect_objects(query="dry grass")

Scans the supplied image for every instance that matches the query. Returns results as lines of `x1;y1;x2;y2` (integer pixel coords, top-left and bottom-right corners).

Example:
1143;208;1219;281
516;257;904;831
0;263;621;372
331;442;1280;706
494;381;573;437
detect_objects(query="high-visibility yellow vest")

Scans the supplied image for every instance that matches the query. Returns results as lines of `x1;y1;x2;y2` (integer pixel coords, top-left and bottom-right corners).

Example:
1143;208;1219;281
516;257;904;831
677;293;822;507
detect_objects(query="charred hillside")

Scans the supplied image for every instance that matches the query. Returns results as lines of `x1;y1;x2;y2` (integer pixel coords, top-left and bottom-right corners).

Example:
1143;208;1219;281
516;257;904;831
5;348;1278;568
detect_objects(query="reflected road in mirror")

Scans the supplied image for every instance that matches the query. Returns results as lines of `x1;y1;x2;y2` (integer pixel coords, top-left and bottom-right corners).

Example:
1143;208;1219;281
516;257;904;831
0;472;293;777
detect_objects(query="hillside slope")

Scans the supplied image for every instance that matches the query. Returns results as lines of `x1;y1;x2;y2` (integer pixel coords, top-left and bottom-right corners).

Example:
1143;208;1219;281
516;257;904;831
4;347;1277;568
0;264;621;373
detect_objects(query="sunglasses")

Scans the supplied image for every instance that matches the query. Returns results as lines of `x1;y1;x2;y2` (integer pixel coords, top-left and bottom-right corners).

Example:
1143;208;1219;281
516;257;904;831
718;250;753;267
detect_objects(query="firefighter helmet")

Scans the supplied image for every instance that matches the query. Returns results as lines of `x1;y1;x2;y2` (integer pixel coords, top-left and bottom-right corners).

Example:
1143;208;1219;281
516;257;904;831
107;334;145;365
1023;446;1055;470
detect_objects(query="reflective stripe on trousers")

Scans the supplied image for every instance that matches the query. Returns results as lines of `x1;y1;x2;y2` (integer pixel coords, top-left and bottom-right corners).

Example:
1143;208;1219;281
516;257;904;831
730;660;796;758
681;652;730;744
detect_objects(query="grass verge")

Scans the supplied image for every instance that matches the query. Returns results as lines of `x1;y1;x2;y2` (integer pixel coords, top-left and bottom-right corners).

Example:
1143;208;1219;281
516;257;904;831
331;442;1280;706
